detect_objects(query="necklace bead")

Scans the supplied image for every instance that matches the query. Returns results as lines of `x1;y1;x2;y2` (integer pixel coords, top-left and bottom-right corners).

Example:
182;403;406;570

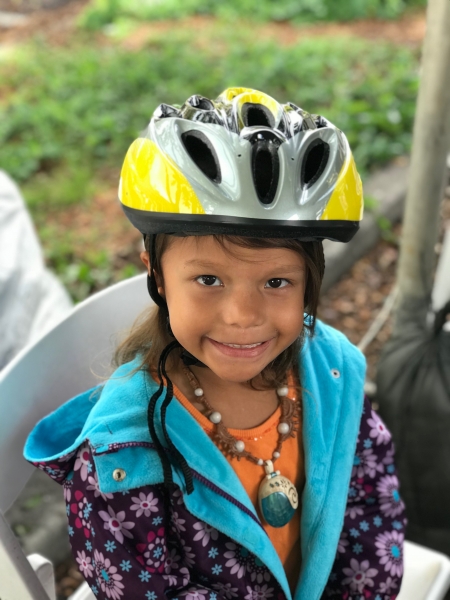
277;386;289;397
277;422;290;434
273;451;280;459
235;440;245;452
257;458;264;466
209;411;222;424
194;388;204;397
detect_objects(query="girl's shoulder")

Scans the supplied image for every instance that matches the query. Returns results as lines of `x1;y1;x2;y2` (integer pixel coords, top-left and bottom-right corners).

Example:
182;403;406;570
301;318;366;376
23;357;163;480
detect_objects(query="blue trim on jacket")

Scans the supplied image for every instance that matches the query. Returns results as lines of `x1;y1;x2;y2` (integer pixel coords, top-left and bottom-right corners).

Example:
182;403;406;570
24;319;366;600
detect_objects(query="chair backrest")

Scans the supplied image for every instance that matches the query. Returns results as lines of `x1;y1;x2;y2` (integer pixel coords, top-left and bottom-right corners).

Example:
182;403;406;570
0;273;151;512
400;540;450;600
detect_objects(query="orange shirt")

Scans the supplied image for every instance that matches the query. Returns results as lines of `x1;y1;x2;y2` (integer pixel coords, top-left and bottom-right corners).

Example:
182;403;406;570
173;381;304;592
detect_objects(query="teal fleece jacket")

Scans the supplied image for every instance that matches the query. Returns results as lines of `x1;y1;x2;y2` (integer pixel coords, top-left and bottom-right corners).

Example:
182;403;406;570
25;320;367;599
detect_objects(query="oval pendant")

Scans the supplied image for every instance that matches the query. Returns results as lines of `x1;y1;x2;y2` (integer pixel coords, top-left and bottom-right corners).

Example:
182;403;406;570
258;460;298;528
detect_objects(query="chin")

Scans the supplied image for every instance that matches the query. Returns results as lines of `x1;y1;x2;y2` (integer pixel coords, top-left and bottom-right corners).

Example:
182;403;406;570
206;361;268;384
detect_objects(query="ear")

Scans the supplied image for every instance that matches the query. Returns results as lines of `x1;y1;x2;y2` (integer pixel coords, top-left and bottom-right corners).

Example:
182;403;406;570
140;251;165;297
140;251;150;274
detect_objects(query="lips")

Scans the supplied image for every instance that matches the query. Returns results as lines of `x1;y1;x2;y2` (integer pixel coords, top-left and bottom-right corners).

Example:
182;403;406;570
207;337;272;358
221;342;264;349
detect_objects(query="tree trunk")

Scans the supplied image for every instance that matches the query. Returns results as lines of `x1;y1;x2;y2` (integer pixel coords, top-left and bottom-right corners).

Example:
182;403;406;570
393;0;450;332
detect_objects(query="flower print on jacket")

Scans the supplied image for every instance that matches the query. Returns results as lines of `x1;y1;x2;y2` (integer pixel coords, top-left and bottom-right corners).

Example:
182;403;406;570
375;530;404;578
74;444;93;482
178;588;209;599
244;583;274;599
211;581;239;598
172;510;187;533
161;548;183;586
71;490;92;538
367;410;392;445
337;531;349;555
93;549;125;599
193;521;219;547
87;472;114;501
341;558;378;593
63;474;73;503
345;504;364;520
352;448;384;479
130;491;159;517
179;539;196;569
76;550;94;579
378;575;400;594
377;474;405;518
98;505;135;544
223;542;270;583
136;527;167;573
324;397;406;597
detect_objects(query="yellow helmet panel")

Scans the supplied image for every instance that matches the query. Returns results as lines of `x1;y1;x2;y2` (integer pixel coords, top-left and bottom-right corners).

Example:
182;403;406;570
218;87;255;102
320;154;363;222
120;138;205;215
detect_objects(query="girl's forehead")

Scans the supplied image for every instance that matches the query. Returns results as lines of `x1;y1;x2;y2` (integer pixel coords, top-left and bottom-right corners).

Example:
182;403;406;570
162;235;305;268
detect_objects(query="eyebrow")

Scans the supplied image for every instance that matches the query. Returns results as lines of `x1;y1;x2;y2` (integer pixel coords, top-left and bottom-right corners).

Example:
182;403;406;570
184;259;305;272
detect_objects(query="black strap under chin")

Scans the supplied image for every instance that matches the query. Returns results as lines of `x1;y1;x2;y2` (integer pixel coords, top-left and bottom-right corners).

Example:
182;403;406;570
181;349;207;368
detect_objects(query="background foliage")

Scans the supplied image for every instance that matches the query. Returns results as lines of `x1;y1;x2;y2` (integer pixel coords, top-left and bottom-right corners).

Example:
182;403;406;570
0;3;422;299
0;33;419;187
80;0;426;28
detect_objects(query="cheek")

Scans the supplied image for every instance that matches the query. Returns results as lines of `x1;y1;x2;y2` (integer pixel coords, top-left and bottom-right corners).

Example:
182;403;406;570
273;294;305;333
167;295;212;342
278;313;304;343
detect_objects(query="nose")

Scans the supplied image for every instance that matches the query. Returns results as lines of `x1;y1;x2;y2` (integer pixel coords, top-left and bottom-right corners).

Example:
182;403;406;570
221;286;265;330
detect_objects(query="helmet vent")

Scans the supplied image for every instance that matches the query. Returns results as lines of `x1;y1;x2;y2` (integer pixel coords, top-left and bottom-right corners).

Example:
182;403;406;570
252;142;280;205
181;130;222;184
188;95;215;111
301;139;330;188
242;103;275;128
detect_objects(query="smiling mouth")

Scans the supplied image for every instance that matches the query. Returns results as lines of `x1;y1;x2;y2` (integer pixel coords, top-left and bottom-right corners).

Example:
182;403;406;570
220;342;265;348
207;337;272;358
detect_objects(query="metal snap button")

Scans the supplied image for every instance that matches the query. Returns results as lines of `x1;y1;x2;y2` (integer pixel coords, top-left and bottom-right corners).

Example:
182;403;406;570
331;369;340;378
113;468;126;482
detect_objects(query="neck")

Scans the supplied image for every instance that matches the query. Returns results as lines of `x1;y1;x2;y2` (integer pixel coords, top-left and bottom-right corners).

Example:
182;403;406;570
169;363;280;430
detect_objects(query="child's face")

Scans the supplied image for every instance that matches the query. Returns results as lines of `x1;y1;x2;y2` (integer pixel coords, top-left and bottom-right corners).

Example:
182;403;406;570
144;236;306;384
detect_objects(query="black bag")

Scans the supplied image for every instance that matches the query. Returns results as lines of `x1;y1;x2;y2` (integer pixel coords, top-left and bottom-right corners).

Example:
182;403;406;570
377;298;450;554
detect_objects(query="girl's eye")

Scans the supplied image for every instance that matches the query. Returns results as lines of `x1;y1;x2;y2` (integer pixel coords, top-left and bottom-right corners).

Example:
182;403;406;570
266;278;289;289
196;275;222;286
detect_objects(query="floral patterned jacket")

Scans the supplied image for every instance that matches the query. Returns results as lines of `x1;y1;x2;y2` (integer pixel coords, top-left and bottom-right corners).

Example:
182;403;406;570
24;320;406;600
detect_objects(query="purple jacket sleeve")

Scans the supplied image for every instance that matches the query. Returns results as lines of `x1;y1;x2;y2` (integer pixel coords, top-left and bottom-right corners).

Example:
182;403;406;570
322;396;407;599
32;444;227;600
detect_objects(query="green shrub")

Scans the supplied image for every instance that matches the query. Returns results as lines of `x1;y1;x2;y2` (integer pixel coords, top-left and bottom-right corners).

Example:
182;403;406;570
79;0;426;28
0;34;419;189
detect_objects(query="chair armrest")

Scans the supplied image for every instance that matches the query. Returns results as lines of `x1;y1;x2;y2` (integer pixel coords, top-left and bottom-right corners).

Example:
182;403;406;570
27;554;56;600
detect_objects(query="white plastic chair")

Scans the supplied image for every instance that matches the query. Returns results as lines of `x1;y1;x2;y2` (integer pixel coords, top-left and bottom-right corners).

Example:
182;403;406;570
0;273;150;600
400;541;450;600
1;273;449;600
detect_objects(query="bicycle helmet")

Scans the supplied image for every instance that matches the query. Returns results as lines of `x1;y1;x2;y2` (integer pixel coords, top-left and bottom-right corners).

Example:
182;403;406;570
119;87;363;241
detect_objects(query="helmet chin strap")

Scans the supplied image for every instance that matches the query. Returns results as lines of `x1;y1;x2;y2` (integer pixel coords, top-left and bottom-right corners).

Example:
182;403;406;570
146;234;207;368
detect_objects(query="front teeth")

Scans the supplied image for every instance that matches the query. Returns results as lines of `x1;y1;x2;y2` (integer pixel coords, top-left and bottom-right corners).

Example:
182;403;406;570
222;342;264;348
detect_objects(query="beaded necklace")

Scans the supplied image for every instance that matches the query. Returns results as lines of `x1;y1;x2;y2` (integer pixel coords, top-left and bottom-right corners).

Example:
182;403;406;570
182;365;301;528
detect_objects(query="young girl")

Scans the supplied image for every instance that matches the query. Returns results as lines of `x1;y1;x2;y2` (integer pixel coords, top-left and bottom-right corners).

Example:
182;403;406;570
25;88;406;600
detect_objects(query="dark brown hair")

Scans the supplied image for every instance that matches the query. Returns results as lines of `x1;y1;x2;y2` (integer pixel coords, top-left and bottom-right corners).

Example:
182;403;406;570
114;234;325;389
